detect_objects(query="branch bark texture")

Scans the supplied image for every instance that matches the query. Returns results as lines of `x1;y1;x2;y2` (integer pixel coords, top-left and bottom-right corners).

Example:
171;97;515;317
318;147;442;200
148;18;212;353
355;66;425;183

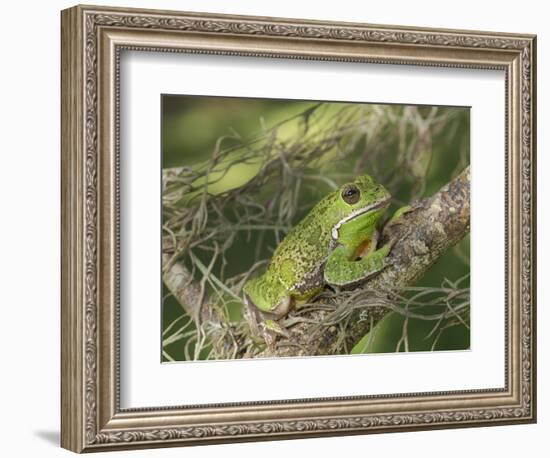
162;254;217;324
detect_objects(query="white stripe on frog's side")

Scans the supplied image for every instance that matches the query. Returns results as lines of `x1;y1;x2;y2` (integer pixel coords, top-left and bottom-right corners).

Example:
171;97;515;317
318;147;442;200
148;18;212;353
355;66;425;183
330;198;391;240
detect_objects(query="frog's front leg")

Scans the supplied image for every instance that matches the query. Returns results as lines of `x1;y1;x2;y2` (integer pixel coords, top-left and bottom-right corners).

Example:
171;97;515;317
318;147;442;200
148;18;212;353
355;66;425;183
323;239;392;287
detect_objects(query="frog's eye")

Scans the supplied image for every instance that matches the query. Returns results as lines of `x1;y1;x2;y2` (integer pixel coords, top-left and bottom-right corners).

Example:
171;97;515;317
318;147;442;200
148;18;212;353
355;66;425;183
341;185;360;205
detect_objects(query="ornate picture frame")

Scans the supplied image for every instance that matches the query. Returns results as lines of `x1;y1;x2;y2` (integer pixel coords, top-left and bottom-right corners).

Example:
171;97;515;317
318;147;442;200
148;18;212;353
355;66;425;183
61;4;536;453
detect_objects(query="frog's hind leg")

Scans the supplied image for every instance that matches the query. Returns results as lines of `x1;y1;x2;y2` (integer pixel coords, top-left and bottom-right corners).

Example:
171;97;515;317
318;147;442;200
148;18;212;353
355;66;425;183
324;242;392;287
243;276;291;318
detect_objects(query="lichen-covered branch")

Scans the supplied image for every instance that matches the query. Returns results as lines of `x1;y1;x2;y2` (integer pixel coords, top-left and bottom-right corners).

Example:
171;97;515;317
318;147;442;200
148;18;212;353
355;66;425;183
162;253;217;324
163;166;470;359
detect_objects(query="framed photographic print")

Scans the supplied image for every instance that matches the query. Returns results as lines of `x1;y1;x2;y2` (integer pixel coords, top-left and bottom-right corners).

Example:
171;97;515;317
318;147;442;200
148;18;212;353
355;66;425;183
61;4;537;453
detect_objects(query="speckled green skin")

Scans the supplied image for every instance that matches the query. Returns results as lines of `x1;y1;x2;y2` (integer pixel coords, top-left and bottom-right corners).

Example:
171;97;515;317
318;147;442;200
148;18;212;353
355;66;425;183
243;175;392;320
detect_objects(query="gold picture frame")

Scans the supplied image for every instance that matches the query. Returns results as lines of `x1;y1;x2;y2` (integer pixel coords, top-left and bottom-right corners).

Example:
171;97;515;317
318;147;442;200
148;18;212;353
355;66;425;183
61;4;537;452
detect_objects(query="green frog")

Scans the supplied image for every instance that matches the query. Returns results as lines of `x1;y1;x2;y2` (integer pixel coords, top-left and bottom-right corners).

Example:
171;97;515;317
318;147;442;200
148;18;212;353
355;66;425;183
243;174;396;343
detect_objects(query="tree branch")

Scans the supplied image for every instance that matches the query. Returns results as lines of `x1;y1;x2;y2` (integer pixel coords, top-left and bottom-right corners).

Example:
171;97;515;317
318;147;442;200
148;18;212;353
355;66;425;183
163;166;470;359
162;253;217;324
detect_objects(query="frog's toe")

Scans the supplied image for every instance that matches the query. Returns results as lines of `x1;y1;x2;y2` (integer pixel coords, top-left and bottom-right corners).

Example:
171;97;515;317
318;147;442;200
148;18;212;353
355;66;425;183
263;319;290;338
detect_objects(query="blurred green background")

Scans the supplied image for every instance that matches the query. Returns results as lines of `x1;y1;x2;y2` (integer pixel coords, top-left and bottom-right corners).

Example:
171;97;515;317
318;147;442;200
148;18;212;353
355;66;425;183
162;94;470;361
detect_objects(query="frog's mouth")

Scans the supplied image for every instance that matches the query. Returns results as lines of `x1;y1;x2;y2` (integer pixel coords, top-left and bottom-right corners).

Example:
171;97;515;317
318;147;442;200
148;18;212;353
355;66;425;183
331;196;391;240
